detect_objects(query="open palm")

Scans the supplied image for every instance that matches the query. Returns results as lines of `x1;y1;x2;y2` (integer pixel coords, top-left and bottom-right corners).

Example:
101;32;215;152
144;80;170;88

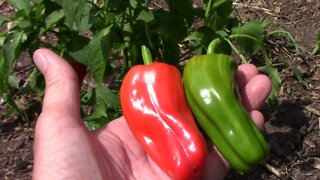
32;49;271;180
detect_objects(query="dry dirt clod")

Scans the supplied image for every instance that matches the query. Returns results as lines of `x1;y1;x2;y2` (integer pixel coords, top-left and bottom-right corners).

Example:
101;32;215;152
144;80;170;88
264;162;285;178
304;139;317;148
313;158;320;170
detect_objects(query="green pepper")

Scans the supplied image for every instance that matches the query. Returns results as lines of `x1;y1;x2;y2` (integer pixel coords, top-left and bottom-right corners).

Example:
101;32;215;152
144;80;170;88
183;54;269;173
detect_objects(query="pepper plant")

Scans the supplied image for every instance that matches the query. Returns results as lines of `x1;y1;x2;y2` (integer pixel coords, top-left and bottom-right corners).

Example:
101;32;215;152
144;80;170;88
313;31;320;55
0;0;306;129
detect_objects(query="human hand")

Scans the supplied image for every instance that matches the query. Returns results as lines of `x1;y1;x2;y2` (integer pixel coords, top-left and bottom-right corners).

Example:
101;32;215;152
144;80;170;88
32;49;271;180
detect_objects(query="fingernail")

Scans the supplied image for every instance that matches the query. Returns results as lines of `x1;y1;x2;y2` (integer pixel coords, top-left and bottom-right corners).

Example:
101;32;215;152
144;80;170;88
33;49;48;74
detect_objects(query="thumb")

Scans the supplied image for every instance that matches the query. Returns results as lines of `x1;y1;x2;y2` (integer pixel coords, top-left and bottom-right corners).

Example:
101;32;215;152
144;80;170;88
32;49;94;179
33;48;81;120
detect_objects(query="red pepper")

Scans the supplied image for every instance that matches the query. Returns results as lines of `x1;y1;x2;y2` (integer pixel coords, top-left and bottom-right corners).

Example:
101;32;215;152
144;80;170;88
120;48;207;179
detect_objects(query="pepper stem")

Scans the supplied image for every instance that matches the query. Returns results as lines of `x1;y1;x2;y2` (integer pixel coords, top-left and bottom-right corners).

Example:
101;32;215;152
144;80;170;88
207;38;218;54
141;45;153;65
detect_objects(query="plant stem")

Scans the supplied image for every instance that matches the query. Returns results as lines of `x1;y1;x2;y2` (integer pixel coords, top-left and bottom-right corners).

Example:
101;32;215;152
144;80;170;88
224;38;248;63
205;0;213;17
144;0;154;50
145;24;153;49
268;29;301;55
60;48;65;58
258;63;284;71
141;45;153;65
205;0;227;17
229;34;262;44
145;0;150;7
122;48;129;70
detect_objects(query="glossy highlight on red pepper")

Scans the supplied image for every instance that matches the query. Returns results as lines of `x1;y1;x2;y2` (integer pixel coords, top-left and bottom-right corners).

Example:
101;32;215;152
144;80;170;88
120;62;207;180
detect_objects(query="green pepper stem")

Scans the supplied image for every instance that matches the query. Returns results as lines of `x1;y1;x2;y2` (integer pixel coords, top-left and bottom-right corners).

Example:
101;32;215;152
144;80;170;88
141;45;153;65
207;39;217;54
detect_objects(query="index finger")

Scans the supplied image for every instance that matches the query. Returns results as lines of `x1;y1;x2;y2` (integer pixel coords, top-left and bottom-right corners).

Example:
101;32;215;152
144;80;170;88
235;63;259;90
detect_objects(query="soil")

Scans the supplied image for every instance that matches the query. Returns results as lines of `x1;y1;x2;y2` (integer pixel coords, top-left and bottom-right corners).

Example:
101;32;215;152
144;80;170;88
1;0;320;179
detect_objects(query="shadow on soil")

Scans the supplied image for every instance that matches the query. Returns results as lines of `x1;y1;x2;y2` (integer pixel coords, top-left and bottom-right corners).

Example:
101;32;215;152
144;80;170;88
225;98;311;179
266;98;310;163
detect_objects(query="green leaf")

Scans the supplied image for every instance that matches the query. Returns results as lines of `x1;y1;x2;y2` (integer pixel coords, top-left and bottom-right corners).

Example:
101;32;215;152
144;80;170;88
191;41;204;55
312;31;320;55
232;21;264;54
154;10;188;42
26;68;45;96
185;27;218;47
162;38;181;67
292;66;309;90
128;44;140;68
34;0;44;4
40;9;65;34
8;74;20;89
68;26;112;83
26;68;40;89
216;30;229;38
104;0;129;11
283;60;309;90
67;35;91;61
43;0;63;15
204;0;233;31
50;0;64;5
83;97;108;130
2;31;23;73
3;94;28;120
7;0;31;11
82;84;121;130
267;66;281;107
0;58;28;121
62;0;98;31
165;0;195;26
32;2;46;25
137;10;154;23
225;17;241;30
0;14;9;21
263;50;281;107
81;88;96;105
16;19;32;31
62;0;84;29
0;36;6;47
87;28;111;83
0;14;10;26
0;54;9;95
96;84;120;108
84;120;102;131
11;8;29;21
129;0;138;9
